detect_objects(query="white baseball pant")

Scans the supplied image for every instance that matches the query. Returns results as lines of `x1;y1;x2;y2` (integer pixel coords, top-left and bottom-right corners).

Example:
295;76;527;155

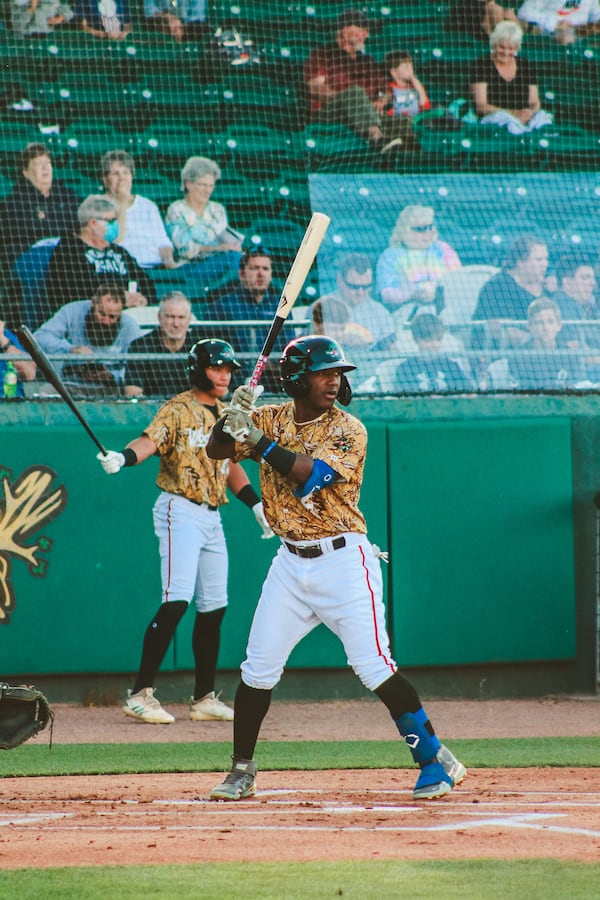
152;492;228;612
241;533;397;691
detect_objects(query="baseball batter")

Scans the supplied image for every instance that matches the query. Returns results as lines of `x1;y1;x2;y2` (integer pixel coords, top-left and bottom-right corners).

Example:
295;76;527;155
97;339;273;725
206;334;466;801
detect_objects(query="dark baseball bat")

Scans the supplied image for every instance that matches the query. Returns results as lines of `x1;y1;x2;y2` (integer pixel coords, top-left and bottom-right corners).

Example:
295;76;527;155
17;325;108;455
248;212;330;388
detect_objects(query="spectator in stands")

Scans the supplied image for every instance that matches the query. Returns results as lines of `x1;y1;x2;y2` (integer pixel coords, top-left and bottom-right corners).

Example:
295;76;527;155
124;291;194;398
143;0;208;41
376;205;462;320
518;0;600;44
380;51;431;153
470;21;553;135
210;246;289;387
101;149;178;271
74;0;131;39
45;195;156;319
1;143;79;271
448;1;520;40
0;320;36;398
311;296;372;349
303;8;388;148
393;314;474;393
313;253;397;354
552;254;600;349
507;297;588;388
473;234;548;348
34;283;142;394
10;0;74;37
166;157;243;300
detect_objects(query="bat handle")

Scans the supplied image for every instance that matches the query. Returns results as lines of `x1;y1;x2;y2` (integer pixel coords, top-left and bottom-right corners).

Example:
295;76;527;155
249;356;268;389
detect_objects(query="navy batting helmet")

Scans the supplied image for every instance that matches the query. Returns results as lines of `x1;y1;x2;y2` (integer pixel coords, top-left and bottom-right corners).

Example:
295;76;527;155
279;335;356;406
186;339;241;391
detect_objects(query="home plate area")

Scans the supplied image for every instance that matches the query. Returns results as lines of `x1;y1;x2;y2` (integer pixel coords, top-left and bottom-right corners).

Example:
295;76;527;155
1;769;599;868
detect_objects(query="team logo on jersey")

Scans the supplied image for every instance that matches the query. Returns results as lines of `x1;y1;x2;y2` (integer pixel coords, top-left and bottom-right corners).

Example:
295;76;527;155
187;428;209;449
0;465;67;625
331;435;353;454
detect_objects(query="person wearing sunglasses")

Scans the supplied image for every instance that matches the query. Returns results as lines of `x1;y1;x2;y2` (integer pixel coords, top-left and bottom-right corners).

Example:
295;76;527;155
45;194;156;323
312;253;397;358
376;205;462;323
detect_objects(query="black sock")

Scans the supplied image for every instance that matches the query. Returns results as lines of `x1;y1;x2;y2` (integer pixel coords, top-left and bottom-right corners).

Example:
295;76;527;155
132;601;188;694
232;679;272;761
192;607;226;700
374;670;422;720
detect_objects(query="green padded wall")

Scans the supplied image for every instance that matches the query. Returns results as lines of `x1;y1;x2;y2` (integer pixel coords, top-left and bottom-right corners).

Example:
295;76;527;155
1;418;389;677
388;418;576;666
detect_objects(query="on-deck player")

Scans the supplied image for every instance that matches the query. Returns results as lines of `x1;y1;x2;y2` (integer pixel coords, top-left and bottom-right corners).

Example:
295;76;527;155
97;338;274;724
205;334;467;801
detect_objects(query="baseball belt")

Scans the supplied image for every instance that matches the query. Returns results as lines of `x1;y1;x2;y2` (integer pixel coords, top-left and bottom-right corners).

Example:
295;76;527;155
284;536;346;559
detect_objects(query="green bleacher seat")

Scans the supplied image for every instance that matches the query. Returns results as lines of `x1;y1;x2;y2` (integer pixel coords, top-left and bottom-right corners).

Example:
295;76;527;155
60;123;129;175
139;81;234;131
222;126;305;178
302;123;378;173
217;72;305;131
0;173;13;199
38;81;154;131
246;215;309;275
534;126;600;171
137;122;227;173
52;166;101;198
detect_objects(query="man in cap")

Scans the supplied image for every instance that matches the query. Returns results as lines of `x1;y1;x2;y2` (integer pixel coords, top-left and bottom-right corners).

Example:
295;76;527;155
303;8;388;147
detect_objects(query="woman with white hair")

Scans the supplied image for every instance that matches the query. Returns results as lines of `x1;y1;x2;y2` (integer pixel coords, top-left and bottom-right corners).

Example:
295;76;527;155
375;205;461;319
165;156;243;298
470;20;552;134
101;149;177;270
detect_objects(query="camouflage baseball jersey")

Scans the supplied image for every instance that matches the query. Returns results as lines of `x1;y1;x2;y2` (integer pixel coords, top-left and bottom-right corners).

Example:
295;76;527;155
232;400;367;541
144;390;230;506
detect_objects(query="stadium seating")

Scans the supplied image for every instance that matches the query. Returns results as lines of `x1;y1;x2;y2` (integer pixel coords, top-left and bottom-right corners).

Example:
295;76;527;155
439;265;499;326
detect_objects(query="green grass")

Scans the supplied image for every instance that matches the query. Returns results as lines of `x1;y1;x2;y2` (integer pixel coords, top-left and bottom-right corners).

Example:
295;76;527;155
2;860;600;899
1;737;599;777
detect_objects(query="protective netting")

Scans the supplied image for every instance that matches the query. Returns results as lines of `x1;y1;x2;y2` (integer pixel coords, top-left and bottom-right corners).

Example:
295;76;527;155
2;2;600;399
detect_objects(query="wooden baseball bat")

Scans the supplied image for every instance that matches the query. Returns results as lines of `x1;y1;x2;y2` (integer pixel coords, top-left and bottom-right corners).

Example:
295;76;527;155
248;211;330;388
17;325;108;455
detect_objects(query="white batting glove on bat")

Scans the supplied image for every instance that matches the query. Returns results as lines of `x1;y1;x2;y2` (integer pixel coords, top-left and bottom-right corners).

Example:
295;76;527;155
229;384;264;412
97;450;125;474
222;408;264;447
252;502;275;539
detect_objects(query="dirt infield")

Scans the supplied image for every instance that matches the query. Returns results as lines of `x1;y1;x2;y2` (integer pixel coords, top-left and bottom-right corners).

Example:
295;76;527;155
1;697;599;869
1;770;599;869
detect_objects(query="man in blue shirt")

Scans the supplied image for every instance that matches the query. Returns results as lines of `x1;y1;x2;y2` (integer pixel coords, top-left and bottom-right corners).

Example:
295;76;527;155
211;247;292;389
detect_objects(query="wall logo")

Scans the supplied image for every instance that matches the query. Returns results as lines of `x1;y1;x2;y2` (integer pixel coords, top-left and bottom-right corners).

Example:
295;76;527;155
0;465;67;624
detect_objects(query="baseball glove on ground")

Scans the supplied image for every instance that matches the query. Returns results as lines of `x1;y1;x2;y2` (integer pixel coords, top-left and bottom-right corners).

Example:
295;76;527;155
0;683;53;750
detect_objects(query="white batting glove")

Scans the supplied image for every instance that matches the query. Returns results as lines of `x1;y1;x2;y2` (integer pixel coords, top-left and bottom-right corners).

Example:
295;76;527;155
230;384;264;412
252;502;275;539
371;544;390;564
97;450;125;474
222;408;264;447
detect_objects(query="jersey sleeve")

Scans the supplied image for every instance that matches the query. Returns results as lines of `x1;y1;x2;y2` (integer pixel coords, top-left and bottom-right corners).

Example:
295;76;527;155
144;402;178;455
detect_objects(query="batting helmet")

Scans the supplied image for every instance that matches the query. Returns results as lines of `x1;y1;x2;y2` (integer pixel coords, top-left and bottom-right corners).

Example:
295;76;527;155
186;339;241;391
279;335;356;406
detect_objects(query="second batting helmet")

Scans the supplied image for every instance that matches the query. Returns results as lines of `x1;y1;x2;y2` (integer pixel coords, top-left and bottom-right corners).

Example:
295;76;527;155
280;335;356;406
186;339;241;391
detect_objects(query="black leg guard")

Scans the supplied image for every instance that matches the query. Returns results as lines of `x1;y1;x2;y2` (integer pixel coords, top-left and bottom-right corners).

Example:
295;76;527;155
232;679;272;761
133;601;188;695
192;607;226;700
